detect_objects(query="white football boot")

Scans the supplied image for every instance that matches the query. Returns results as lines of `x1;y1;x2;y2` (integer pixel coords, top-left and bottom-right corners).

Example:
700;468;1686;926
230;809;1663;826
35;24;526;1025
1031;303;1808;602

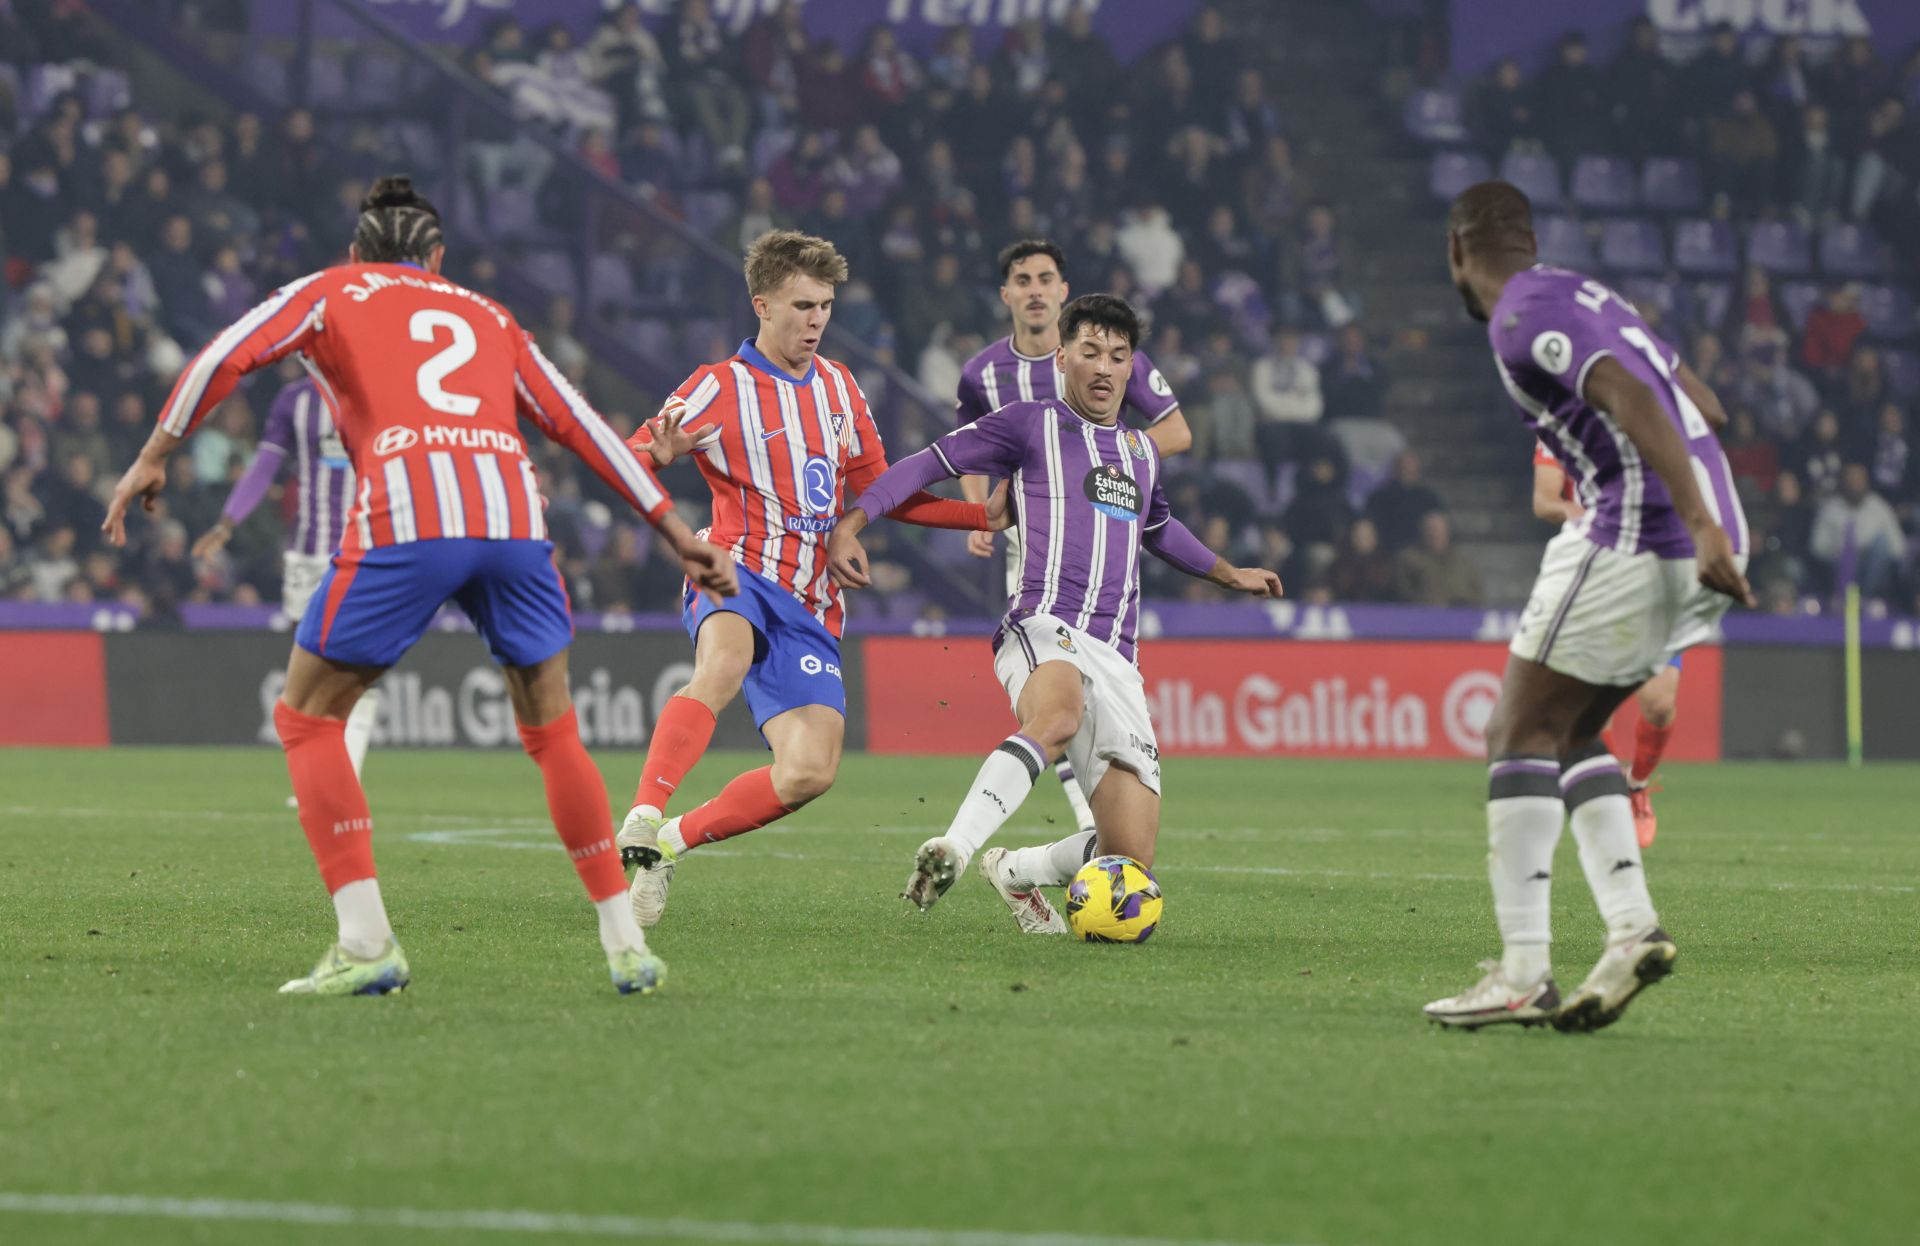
616;807;676;929
1553;926;1677;1033
977;847;1067;935
902;837;966;912
1423;960;1561;1029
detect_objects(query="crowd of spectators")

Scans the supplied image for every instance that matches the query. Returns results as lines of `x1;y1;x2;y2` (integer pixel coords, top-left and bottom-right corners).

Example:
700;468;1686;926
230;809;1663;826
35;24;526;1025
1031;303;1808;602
1459;20;1920;612
4;1;1915;618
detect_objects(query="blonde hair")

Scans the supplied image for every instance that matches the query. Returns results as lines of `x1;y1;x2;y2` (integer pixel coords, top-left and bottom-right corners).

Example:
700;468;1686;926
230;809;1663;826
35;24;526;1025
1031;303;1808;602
744;229;849;297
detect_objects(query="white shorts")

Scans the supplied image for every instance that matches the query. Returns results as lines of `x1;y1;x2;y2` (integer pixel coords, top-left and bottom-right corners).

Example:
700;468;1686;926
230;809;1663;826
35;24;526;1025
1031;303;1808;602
1002;526;1023;598
282;551;331;622
1511;528;1742;687
992;614;1162;797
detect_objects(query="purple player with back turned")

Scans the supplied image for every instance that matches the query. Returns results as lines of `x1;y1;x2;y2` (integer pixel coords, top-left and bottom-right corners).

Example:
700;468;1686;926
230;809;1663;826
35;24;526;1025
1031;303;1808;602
1424;182;1753;1034
194;372;380;794
954;239;1194;847
829;295;1278;934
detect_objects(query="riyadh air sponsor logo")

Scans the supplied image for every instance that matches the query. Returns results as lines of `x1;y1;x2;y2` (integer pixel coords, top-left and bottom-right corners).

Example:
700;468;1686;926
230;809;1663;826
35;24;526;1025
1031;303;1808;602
785;516;836;533
801;456;836;514
372;426;418;456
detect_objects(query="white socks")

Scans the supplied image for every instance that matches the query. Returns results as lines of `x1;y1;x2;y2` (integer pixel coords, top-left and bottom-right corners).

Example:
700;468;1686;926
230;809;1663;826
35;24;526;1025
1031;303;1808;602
1054;759;1097;833
660;818;688;857
1486;794;1564;987
1572;796;1657;941
943;735;1047;864
1005;829;1098;888
344;687;380;778
594;894;649;955
332;878;394;960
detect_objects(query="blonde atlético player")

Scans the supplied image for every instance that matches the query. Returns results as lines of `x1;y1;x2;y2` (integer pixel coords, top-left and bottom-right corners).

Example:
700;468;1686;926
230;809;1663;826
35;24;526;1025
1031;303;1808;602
613;230;1004;928
103;176;736;997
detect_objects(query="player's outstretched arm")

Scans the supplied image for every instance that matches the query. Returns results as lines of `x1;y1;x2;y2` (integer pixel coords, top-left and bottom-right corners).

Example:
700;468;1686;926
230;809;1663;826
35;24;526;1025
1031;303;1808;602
1143;513;1283;598
1585;356;1753;606
195;442;289;561
1674;358;1729;433
103;427;184;548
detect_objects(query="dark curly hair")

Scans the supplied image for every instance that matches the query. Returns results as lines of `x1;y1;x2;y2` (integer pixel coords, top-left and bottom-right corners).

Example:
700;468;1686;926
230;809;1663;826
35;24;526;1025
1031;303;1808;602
1057;293;1144;351
353;174;444;265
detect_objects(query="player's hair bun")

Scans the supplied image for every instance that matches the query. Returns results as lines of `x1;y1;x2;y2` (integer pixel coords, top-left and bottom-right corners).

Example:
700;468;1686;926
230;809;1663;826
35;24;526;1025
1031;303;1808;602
361;175;436;216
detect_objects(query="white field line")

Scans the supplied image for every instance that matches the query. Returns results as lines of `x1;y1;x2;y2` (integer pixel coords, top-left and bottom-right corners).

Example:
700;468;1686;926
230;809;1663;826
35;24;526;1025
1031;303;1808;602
4;807;1911;895
0;1193;1310;1246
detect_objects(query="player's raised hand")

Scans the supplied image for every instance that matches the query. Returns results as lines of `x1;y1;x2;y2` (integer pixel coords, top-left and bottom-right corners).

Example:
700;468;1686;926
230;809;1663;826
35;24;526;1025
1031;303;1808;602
1691;523;1755;608
643;396;701;467
679;538;738;604
966;529;997;557
102;456;168;548
827;523;872;590
1226;566;1284;598
191;519;235;562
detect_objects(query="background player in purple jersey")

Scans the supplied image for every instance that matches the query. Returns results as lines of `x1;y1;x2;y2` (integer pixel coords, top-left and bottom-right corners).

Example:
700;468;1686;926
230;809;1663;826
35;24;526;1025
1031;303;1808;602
953;240;1194;847
1425;182;1754;1035
831;295;1278;933
194;374;380;796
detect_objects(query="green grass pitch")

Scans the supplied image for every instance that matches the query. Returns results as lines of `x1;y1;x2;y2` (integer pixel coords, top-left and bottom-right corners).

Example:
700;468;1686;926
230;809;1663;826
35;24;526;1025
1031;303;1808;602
2;748;1916;1245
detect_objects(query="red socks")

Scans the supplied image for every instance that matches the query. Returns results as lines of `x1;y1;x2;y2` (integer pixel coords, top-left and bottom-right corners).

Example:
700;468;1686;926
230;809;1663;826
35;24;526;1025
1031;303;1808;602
679;766;792;847
633;695;717;811
1631;720;1675;785
274;701;375;894
519;708;626;902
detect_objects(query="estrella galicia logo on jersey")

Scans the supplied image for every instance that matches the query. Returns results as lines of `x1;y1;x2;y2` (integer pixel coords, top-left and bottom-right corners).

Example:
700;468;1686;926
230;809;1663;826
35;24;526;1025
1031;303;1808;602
1083;465;1143;521
372;426;418;456
801;456;836;515
1123;430;1148;460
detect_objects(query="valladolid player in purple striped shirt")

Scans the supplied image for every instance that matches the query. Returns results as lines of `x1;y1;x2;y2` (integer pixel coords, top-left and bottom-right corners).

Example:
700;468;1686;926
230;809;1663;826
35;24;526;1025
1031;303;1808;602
953;241;1193;846
195;374;380;792
1425;182;1753;1033
829;295;1279;933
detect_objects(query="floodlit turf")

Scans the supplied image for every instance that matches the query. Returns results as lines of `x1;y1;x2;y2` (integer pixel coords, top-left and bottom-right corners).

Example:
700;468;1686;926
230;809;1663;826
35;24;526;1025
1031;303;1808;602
2;747;1916;1246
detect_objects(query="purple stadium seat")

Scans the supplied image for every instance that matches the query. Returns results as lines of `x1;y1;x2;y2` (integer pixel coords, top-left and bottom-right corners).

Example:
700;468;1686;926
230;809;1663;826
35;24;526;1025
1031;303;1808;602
1882;348;1920;398
1818;223;1888;278
522;249;580;302
1600;219;1665;273
587;254;640;313
1620;277;1684;326
1690;281;1734;329
1298;332;1333;368
1535;215;1593;269
1745;221;1812;274
1778;280;1823;332
1403;88;1466;144
1498;150;1562;208
1570;156;1637;211
242;50;289;104
488;186;540;241
1672;219;1738;275
1209;459;1274;516
1858;284;1917;341
1429;150;1490;201
1640;157;1704;213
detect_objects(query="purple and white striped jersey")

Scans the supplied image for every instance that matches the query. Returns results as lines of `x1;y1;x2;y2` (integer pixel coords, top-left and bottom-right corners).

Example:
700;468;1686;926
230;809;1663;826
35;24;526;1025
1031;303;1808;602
957;337;1180;428
222;377;354;557
884;399;1170;664
1490;265;1748;558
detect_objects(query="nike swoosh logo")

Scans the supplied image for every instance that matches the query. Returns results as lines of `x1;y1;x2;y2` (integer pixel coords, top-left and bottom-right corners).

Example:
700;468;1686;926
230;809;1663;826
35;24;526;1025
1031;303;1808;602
760;427;786;442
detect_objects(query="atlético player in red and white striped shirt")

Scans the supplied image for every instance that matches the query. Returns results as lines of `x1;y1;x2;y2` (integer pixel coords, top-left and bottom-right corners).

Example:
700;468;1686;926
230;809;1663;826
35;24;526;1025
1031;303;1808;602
609;230;1005;928
102;176;737;998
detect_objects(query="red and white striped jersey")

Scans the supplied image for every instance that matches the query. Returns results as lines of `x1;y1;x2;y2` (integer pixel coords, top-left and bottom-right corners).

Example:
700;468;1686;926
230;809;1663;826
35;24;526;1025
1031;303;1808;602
642;340;888;637
157;263;672;554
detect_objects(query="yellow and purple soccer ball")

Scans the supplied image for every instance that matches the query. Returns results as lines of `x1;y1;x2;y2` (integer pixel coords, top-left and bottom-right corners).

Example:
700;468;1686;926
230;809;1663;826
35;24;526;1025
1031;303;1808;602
1065;855;1162;943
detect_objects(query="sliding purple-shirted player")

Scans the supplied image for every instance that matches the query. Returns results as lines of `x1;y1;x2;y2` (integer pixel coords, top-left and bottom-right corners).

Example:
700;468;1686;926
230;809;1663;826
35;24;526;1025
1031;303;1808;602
954;239;1194;847
194;374;379;786
1424;182;1753;1035
829;295;1280;935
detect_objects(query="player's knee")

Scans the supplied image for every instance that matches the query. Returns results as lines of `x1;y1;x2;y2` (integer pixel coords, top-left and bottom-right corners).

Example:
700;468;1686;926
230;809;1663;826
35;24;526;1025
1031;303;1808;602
773;753;837;807
1639;694;1677;728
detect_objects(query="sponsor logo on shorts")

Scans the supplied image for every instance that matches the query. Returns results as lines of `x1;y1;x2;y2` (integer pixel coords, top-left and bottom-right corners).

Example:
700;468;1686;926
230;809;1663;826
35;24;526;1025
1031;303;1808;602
372;426;418;456
1129;733;1160;762
799;653;843;679
1083;466;1142;521
1055;625;1077;653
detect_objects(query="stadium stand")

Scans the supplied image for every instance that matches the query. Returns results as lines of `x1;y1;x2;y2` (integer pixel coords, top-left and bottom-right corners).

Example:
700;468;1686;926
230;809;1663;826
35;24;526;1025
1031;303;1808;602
2;0;1914;622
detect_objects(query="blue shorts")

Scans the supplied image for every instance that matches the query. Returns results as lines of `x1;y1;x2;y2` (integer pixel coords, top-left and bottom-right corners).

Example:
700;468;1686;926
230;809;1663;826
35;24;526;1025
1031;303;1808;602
684;570;844;737
1667;653;1684;671
297;539;572;669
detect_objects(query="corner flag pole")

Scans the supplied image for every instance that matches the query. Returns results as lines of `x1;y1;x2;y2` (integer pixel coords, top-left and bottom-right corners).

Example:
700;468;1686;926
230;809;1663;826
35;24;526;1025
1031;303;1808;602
1844;584;1863;767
